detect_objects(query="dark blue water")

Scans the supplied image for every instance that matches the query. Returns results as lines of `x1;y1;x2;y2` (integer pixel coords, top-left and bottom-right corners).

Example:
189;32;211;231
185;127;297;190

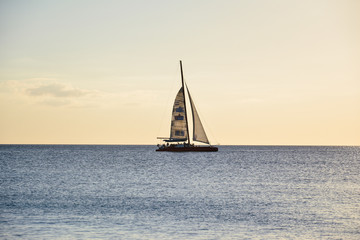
1;145;359;239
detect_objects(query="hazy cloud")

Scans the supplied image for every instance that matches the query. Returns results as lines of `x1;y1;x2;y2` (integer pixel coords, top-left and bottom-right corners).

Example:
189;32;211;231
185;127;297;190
25;83;90;98
0;79;104;108
1;79;159;109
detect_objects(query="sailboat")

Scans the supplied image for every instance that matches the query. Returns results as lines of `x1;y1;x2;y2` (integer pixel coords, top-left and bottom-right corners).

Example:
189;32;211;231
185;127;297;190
156;61;218;152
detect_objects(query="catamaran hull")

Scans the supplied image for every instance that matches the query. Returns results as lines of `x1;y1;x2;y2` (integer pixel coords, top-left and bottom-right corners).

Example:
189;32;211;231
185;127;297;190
156;146;218;152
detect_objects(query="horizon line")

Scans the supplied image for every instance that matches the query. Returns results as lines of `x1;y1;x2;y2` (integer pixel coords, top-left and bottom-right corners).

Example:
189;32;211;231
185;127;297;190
0;143;359;147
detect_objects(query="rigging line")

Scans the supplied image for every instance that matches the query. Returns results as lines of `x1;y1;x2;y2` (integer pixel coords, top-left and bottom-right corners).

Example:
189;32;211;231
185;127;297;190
180;60;190;145
185;81;219;145
156;64;179;139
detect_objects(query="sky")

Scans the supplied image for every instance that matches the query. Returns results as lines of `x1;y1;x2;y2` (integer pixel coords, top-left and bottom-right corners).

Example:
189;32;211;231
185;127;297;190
0;0;359;145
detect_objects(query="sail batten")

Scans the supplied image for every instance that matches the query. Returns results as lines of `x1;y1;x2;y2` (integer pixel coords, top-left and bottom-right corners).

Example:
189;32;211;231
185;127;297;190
169;87;188;141
187;86;210;144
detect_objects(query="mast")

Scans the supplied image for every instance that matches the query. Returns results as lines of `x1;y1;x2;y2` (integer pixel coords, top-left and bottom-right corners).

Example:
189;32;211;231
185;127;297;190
180;60;190;145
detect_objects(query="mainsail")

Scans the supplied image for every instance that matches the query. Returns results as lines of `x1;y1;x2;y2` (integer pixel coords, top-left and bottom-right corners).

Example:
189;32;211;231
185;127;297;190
187;86;210;144
169;87;188;141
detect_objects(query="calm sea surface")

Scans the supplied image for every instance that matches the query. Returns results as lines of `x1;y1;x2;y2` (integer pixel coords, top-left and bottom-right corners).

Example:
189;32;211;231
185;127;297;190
1;145;359;239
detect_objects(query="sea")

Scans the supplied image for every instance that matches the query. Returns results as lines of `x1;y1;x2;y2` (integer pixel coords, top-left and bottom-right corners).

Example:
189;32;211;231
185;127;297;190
0;145;359;239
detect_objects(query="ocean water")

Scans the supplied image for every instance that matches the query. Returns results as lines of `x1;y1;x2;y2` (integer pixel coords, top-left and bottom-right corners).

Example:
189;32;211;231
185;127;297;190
0;145;359;239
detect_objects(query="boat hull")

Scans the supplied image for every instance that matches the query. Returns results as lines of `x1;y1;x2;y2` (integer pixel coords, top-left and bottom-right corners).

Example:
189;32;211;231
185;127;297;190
156;146;218;152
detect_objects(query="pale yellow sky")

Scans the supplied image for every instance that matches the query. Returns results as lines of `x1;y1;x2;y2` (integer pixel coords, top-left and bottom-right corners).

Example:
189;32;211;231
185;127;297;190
0;0;359;145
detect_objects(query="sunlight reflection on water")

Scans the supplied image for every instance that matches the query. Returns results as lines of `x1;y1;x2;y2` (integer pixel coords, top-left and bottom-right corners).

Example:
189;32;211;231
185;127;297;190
1;145;359;239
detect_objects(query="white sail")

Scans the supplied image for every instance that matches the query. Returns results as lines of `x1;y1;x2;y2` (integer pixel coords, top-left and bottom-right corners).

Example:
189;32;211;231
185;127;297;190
187;86;210;144
169;87;188;141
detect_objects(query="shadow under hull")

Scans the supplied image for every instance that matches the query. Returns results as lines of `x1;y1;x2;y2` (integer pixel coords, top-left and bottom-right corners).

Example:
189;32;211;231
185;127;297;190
156;145;218;152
